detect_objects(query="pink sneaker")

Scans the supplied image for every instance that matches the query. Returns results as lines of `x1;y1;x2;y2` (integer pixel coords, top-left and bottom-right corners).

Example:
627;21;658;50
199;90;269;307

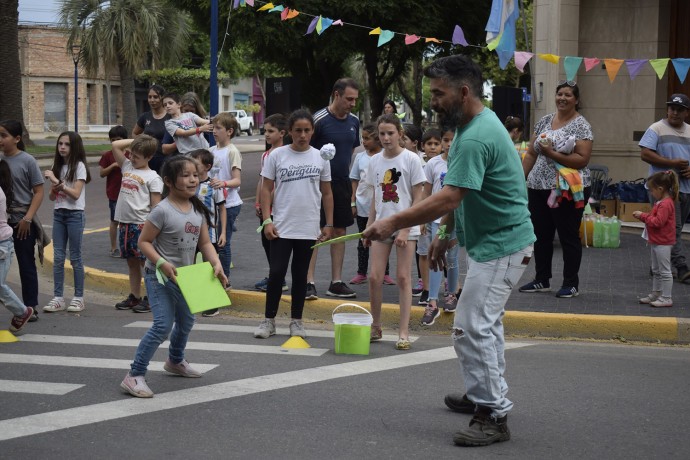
383;275;396;285
9;306;34;333
349;274;368;285
164;359;202;378
120;373;154;398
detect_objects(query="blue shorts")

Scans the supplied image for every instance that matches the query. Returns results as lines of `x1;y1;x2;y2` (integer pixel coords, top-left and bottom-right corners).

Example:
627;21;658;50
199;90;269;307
109;200;117;222
118;223;145;259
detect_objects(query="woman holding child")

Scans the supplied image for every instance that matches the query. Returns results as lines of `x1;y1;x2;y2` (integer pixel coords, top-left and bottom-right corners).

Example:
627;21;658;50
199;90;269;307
520;80;593;299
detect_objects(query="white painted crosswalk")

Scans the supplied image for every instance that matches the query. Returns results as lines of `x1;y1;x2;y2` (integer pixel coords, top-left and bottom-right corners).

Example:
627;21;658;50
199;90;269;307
0;379;83;395
0;353;218;373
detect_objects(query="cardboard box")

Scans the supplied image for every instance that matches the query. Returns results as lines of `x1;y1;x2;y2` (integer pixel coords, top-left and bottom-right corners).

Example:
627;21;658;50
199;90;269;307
617;201;651;222
599;199;617;218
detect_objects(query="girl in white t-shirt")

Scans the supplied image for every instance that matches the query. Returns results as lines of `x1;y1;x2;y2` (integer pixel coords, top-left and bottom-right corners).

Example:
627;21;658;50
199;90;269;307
254;109;334;340
43;131;92;313
363;114;426;350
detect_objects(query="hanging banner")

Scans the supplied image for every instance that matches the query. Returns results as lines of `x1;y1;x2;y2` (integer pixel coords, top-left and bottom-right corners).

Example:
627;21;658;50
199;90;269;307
604;59;624;83
564;56;583;81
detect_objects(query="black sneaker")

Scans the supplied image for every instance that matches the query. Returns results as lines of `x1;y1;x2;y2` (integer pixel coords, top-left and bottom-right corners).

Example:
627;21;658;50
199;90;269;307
444;393;477;414
421;305;440;326
518;280;551;293
116;293;140;310
202;308;219;317
305;283;318;301
326;281;356;298
132;296;151;313
453;406;510;447
28;308;38;323
418;290;429;306
678;265;690;283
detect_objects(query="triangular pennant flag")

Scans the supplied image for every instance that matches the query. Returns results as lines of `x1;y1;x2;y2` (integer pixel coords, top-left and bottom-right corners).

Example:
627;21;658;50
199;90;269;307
672;58;690;84
257;2;273;11
487;34;501;51
332;19;343;26
583;57;600;72
233;0;241;9
513;51;533;73
280;8;289;20
246;0;254;6
452;25;469;46
603;59;624;83
285;9;299;19
378;30;395;47
369;27;381;35
625;59;648;80
306;16;318;35
425;37;441;43
538;53;560;65
317;17;333;35
649;58;670;79
497;50;513;70
563;56;583;81
405;34;420;45
268;5;284;13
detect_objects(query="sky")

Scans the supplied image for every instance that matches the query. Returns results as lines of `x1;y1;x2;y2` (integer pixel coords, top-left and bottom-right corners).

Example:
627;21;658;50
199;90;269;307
18;0;61;25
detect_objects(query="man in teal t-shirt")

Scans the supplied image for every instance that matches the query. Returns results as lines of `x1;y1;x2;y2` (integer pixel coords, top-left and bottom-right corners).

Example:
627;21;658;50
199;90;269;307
363;55;535;448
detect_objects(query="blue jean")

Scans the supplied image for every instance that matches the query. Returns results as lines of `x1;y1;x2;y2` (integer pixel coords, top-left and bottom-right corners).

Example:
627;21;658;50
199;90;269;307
452;245;533;418
0;238;27;317
219;205;241;278
130;272;196;376
11;221;38;307
428;221;460;301
52;209;85;297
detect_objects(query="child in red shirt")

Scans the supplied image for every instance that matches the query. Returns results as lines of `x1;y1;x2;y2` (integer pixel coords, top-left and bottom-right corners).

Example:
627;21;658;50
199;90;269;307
633;170;678;308
99;126;128;257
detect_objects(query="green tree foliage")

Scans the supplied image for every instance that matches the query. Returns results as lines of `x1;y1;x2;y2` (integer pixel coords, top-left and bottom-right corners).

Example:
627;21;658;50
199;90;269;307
137;68;233;103
59;0;190;130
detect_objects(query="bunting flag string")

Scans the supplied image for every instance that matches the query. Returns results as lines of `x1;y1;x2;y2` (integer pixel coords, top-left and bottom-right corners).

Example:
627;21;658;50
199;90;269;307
232;0;690;85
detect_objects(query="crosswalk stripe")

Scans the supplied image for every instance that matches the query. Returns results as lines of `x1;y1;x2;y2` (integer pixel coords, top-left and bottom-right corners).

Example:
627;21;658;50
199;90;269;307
0;343;534;441
124;321;420;343
19;334;330;357
0;379;84;395
0;354;218;373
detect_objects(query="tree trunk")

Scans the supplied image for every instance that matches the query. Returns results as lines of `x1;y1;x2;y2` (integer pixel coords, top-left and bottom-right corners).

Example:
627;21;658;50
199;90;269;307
364;48;384;119
0;0;32;145
118;59;137;131
397;55;423;128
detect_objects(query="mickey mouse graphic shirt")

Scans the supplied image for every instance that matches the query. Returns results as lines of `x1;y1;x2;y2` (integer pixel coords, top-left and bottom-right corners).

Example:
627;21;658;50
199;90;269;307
365;148;426;237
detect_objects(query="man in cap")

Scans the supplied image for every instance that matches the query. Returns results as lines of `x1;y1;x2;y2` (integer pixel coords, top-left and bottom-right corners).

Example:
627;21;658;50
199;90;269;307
640;93;690;281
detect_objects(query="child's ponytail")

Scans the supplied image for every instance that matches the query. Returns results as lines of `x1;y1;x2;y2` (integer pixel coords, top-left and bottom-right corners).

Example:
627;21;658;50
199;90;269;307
647;170;679;201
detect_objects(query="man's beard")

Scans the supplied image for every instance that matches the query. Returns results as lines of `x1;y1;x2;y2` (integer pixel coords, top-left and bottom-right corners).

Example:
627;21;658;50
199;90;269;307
436;107;464;128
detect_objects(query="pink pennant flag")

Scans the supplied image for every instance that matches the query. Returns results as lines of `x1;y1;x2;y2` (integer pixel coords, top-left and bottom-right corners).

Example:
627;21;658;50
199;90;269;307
333;19;343;26
452;25;468;47
405;34;420;45
246;0;254;5
513;51;533;73
584;58;600;72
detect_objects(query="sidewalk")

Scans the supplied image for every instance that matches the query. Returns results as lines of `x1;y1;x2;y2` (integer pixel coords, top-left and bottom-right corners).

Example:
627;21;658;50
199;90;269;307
41;199;690;344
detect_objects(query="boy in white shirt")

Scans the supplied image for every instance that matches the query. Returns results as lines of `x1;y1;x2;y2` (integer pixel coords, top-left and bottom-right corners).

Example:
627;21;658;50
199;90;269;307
111;136;164;313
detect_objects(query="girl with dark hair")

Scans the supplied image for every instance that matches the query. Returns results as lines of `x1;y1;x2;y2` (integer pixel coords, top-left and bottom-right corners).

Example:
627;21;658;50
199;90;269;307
121;155;225;398
0;159;34;333
43;131;91;313
0;120;44;323
132;84;170;173
254;109;334;340
383;100;398;115
504;116;527;158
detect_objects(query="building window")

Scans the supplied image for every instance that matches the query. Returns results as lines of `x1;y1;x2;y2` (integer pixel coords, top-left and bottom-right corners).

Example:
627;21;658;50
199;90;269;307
223;95;230;112
44;83;67;132
102;85;120;125
87;84;97;125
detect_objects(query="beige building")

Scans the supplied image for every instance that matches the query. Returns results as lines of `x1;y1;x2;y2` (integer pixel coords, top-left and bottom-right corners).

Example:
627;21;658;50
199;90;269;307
532;0;690;181
18;25;122;135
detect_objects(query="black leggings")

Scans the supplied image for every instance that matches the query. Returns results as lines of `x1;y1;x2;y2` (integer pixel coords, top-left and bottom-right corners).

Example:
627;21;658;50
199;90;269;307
265;238;314;319
356;215;389;276
259;216;271;271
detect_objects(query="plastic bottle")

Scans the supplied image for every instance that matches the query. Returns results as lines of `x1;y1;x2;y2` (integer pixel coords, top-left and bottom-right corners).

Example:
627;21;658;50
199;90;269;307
593;216;604;248
608;216;621;248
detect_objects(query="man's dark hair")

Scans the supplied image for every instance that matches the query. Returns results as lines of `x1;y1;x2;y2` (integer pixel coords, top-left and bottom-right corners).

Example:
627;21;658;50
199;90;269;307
332;78;359;97
423;55;484;98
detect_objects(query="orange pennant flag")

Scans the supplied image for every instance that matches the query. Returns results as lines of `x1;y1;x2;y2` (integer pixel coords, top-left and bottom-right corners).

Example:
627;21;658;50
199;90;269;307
425;37;441;43
603;58;624;83
285;8;299;19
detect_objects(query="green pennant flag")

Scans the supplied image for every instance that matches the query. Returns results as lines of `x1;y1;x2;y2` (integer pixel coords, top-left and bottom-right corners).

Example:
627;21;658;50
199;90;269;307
649;58;670;80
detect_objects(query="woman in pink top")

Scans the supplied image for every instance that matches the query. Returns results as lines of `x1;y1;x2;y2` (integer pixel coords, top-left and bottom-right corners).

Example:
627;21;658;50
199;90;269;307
633;171;678;308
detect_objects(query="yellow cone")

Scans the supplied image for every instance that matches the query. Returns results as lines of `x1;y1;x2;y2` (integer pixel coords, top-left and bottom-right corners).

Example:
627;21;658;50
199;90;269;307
0;330;19;343
281;336;310;349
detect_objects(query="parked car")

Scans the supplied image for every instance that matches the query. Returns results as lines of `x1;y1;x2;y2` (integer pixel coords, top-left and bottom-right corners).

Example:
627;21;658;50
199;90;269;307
228;110;254;136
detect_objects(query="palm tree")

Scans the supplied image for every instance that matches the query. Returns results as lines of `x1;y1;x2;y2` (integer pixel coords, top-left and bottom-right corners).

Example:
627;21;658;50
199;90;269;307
59;0;189;130
0;0;32;144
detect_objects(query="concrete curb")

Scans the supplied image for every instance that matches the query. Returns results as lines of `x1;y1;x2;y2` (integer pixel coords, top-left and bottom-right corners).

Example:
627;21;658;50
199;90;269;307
40;243;690;344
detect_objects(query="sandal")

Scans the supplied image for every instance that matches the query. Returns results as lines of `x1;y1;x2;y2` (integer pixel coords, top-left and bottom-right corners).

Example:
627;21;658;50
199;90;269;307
395;338;411;350
370;325;383;342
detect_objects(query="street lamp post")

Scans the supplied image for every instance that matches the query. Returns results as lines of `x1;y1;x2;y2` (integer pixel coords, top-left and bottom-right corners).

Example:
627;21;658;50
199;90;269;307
71;45;81;133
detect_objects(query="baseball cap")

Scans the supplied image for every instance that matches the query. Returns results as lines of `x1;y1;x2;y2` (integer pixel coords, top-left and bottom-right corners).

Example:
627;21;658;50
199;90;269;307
666;93;690;109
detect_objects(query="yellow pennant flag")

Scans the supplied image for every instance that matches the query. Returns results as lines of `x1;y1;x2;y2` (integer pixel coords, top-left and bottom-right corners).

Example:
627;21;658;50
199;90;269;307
537;54;560;65
649;58;670;80
257;2;274;11
603;58;624;83
369;27;381;35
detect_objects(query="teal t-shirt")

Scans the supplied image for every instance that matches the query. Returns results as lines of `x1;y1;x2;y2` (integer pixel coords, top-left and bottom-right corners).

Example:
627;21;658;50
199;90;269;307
443;108;535;262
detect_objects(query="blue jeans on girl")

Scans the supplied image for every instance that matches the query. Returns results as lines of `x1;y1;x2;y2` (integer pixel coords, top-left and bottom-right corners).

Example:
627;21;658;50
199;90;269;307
219;205;241;278
130;271;195;376
52;209;85;297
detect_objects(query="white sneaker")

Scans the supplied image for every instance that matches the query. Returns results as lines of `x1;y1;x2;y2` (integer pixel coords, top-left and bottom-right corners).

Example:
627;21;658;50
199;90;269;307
639;293;660;304
254;318;276;338
43;297;66;312
289;319;307;338
66;298;85;312
650;296;673;308
120;373;154;398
